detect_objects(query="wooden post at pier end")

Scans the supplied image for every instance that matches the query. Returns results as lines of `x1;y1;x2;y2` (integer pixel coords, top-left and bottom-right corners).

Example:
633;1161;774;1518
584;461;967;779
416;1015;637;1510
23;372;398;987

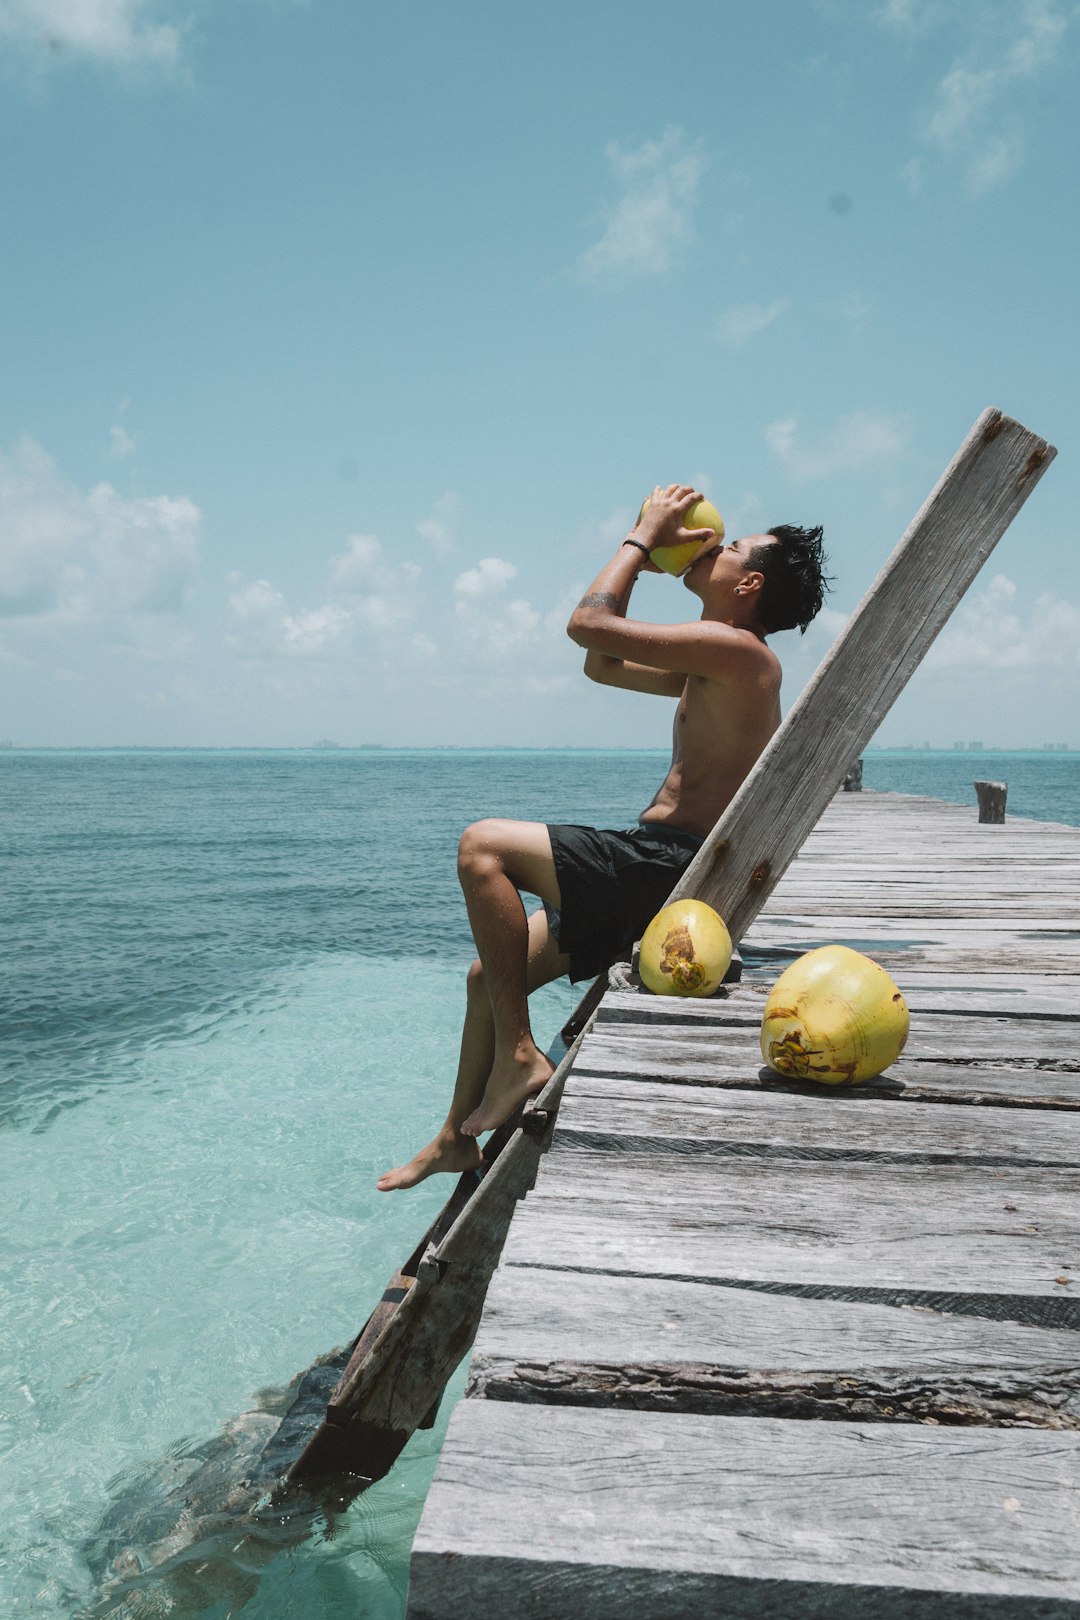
288;407;1055;1488
668;409;1054;940
976;779;1008;823
842;758;863;792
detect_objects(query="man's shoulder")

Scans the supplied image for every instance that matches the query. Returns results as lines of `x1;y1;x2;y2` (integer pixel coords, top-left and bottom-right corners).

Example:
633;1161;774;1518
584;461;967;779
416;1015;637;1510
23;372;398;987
686;623;780;682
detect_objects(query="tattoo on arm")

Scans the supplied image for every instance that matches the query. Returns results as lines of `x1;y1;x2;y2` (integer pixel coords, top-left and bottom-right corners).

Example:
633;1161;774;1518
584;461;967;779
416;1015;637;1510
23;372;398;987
577;591;618;612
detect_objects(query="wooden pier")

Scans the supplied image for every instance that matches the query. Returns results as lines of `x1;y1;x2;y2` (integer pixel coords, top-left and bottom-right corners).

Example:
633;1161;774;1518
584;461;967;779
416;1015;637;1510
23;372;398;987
409;788;1080;1618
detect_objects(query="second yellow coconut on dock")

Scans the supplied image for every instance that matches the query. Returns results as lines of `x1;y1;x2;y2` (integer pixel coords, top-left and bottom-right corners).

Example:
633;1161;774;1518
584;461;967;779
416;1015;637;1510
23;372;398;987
760;944;909;1084
640;899;732;997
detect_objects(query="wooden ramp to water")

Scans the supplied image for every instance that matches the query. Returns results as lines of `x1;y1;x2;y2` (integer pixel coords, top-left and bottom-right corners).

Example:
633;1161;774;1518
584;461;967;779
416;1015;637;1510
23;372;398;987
410;791;1080;1618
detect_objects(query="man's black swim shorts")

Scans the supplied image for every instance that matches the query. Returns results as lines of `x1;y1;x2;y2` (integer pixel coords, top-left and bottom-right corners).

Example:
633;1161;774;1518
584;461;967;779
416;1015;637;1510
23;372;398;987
543;821;704;983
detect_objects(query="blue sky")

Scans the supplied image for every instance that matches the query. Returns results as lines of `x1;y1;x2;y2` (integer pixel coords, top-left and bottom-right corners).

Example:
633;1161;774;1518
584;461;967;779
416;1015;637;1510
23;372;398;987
1;0;1076;747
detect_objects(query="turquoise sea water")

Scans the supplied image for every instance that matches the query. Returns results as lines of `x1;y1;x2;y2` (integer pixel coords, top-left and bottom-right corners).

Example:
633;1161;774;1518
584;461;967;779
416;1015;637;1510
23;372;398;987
2;748;1077;1617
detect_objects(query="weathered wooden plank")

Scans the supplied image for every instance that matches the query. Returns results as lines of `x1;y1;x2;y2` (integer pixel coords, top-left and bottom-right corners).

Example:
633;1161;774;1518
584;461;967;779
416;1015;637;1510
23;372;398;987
578;1029;1080;1083
594;1007;1080;1071
591;1008;1080;1055
771;854;1077;866
761;896;1080;907
468;1265;1080;1428
604;977;1080;1016
572;1042;1080;1110
505;1152;1080;1321
472;1262;1080;1377
751;914;1080;932
470;1354;1080;1429
410;1404;1080;1618
793;972;1080;1018
666;411;1056;944
554;1077;1080;1166
751;946;1077;977
766;867;1080;880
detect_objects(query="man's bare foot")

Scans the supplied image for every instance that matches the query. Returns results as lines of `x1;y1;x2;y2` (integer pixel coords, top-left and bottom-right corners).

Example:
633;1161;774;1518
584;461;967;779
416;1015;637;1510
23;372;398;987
376;1130;483;1192
461;1048;555;1137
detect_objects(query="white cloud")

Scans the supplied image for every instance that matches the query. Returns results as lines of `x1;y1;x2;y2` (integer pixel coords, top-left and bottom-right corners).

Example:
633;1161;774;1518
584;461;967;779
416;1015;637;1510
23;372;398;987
927;573;1080;672
926;64;997;146
416;491;458;554
109;423;136;459
227;528;420;661
919;0;1067;192
453;557;541;657
764;410;909;481
715;299;789;347
899;155;924;194
226;576;353;660
281;603;350;653
454;556;517;600
876;0;940;33
328;532;383;594
579;128;706;281
0;434;199;624
966;134;1022;194
1005;0;1067;77
0;0;181;66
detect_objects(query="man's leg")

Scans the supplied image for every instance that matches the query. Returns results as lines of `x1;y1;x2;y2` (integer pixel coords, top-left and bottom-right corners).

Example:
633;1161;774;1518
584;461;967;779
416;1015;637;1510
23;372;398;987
376;859;569;1191
455;819;564;1136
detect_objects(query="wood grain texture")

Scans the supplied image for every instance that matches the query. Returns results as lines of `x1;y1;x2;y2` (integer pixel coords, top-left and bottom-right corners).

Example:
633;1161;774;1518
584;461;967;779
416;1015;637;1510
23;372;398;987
604;976;1080;1020
554;1076;1080;1165
573;1038;1080;1110
667;411;1056;943
470;1358;1080;1430
471;1262;1080;1381
410;1404;1080;1617
468;1265;1080;1428
585;1012;1080;1059
976;781;1008;823
504;1151;1080;1320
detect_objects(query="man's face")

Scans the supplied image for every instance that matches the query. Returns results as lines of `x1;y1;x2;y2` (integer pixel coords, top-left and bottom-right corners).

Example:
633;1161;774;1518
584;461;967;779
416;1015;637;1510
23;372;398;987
682;533;773;597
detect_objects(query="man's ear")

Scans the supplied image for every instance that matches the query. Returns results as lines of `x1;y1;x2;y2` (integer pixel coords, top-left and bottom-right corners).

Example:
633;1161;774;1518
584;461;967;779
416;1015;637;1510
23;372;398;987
740;570;765;598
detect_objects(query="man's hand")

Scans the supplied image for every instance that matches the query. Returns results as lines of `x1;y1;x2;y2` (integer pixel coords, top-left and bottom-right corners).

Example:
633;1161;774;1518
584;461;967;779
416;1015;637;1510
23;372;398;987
636;484;716;565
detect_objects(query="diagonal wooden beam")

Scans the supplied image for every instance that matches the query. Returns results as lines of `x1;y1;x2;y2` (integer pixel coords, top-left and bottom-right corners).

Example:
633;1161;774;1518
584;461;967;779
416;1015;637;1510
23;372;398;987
668;407;1055;940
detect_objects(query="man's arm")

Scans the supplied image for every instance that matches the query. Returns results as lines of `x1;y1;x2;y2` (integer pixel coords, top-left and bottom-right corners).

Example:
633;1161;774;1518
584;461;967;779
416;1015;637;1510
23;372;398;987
583;647;686;698
570;535;684;694
567;485;749;683
571;602;757;680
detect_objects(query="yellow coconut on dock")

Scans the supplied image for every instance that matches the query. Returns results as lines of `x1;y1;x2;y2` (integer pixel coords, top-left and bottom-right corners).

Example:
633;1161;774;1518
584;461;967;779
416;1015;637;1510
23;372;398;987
640;899;732;997
760;945;909;1085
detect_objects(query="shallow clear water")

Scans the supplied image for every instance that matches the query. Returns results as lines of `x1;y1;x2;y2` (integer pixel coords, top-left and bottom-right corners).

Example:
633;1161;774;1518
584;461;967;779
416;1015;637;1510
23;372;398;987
0;749;669;1618
1;747;1076;1616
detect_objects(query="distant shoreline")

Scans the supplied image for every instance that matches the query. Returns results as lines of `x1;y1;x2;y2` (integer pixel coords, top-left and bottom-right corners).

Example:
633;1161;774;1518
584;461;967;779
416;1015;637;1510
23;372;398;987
1;746;1076;758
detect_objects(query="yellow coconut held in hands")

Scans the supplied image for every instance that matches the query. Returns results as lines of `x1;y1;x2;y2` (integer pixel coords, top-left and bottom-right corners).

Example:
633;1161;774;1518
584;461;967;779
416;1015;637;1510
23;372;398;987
637;496;725;576
760;945;910;1085
639;899;732;998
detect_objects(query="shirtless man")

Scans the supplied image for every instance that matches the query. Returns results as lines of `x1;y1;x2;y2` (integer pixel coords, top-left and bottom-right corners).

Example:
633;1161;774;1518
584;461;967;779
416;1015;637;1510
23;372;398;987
377;485;828;1192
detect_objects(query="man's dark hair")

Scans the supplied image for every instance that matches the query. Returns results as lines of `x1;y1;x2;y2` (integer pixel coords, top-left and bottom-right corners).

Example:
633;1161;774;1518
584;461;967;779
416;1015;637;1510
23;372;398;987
746;525;831;635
